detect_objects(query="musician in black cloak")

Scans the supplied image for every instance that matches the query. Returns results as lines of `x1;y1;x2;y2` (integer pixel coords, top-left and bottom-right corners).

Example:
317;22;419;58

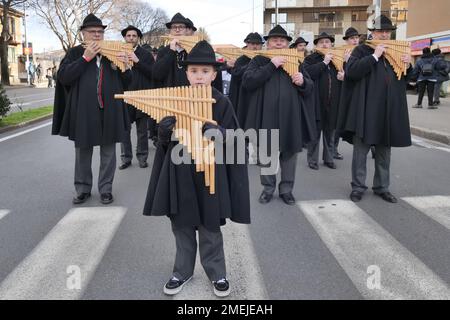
143;41;250;298
228;32;264;117
52;14;131;205
303;32;344;171
241;25;316;206
119;25;154;170
290;36;309;56
336;15;412;204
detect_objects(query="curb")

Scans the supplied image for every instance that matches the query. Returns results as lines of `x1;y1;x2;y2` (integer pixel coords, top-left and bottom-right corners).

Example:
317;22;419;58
0;114;53;135
411;126;450;146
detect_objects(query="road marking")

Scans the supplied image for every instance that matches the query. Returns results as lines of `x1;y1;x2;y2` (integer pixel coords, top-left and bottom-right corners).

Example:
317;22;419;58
0;210;10;221
11;98;54;108
9;92;54;100
298;199;450;300
402;196;450;230
0;121;52;143
173;223;268;300
412;136;450;154
0;207;126;300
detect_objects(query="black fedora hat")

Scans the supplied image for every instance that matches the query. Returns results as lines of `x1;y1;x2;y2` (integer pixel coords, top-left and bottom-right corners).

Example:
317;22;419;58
180;40;223;67
290;36;309;48
244;32;264;44
186;18;197;32
368;15;397;31
343;27;361;40
165;12;188;29
121;25;143;38
314;32;335;45
264;25;292;42
80;13;107;30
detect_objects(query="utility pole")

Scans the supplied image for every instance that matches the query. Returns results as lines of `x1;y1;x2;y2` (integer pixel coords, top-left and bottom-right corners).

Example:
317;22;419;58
374;0;381;18
252;0;255;32
275;0;279;25
23;2;30;85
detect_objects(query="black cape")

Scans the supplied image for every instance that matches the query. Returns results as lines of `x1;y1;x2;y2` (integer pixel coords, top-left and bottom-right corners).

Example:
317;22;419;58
336;44;412;147
52;45;131;148
143;88;250;232
241;55;316;154
153;46;189;87
126;46;154;122
303;52;342;131
228;55;251;113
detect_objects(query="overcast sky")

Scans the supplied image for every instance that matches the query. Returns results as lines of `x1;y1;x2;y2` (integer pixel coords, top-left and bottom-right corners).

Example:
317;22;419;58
27;0;265;53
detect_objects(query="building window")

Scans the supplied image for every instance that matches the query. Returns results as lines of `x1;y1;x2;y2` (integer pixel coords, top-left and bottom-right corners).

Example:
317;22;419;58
271;13;287;24
8;47;16;63
304;11;319;23
352;10;369;22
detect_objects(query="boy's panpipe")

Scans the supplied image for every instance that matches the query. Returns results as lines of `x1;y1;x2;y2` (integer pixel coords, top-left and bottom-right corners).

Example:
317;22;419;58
161;35;204;53
115;85;217;194
366;40;411;80
83;40;134;72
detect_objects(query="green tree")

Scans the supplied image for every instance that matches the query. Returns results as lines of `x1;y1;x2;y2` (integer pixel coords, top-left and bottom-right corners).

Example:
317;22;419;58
0;82;11;119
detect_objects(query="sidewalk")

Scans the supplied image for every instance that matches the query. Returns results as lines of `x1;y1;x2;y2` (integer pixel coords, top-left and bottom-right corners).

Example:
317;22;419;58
407;94;450;145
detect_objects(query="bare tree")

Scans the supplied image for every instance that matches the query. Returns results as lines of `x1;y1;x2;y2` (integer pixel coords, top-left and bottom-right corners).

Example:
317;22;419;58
0;0;28;85
28;0;117;52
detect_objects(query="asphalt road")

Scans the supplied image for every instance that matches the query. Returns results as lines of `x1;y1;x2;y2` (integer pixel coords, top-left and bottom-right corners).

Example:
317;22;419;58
5;86;55;114
0;122;449;300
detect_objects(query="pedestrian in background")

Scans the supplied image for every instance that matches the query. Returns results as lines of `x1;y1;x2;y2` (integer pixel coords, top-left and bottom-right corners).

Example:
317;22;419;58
412;47;437;109
432;48;450;106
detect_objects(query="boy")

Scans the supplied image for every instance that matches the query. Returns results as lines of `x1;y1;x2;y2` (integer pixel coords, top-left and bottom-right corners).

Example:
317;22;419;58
143;41;250;297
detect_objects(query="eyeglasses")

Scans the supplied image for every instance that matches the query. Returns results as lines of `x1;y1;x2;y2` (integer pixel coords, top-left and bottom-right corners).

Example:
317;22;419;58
170;25;186;31
85;30;105;35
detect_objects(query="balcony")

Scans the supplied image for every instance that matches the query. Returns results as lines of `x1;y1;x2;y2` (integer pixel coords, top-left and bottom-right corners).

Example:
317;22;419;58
265;0;372;9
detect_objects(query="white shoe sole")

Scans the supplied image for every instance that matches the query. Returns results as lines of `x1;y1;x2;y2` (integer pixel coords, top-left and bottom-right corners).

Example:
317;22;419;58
163;276;192;296
213;287;230;298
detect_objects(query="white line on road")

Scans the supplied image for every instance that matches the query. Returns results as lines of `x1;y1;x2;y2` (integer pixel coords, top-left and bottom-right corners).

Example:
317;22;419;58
11;98;53;108
9;92;54;100
0;210;10;221
412;136;450;154
298;199;450;300
402;196;450;230
0;207;127;300
0;121;52;143
173;223;268;300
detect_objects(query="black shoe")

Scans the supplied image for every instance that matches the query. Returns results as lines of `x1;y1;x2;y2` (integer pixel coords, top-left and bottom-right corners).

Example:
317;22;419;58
350;191;363;202
72;192;91;205
334;153;344;160
280;192;296;206
163;276;192;295
412;104;423;108
324;162;337;169
433;101;441;106
375;192;398;203
213;278;230;298
258;191;273;204
100;193;114;205
428;105;438;109
308;163;319;170
139;161;148;168
119;162;131;170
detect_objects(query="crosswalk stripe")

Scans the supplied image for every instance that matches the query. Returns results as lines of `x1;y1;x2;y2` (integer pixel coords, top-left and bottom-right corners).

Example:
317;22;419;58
173;223;268;300
0;207;126;300
298;199;450;300
0;210;10;221
402;196;450;230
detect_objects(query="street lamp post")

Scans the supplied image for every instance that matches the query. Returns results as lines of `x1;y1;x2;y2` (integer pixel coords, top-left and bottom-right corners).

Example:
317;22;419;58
23;2;30;85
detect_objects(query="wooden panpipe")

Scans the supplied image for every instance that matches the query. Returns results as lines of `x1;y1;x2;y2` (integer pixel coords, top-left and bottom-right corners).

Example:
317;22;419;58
315;45;356;72
366;40;411;80
115;85;218;194
242;48;305;77
83;40;134;72
214;46;244;62
161;35;204;53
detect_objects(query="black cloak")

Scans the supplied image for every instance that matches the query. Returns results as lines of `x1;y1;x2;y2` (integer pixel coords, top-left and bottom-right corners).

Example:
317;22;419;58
228;55;251;113
336;44;412;147
303;52;342;131
240;55;316;154
143;88;250;232
153;45;189;87
52;45;131;148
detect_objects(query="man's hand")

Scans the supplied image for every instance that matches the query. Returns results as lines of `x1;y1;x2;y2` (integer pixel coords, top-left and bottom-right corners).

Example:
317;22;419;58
271;56;287;68
116;52;131;69
344;49;352;63
128;52;139;64
324;53;333;65
337;71;345;81
226;59;236;68
169;39;180;51
292;72;304;86
374;45;386;58
401;54;412;66
83;42;101;61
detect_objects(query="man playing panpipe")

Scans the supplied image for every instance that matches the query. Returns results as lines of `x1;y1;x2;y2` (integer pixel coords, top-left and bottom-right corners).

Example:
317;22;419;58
119;25;155;170
337;15;412;204
290;36;309;56
303;32;344;171
143;41;250;298
52;14;131;205
241;25;316;206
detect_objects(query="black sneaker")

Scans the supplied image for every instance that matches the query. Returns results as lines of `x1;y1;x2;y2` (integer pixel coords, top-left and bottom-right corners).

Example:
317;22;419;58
72;192;91;205
213;278;230;297
163;276;192;295
100;193;114;205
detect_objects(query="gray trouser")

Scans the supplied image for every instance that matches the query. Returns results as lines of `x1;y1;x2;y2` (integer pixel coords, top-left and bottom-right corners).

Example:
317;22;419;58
351;136;391;193
307;126;335;164
260;152;298;195
120;117;149;164
75;144;116;194
334;130;341;156
434;81;443;102
171;223;226;282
